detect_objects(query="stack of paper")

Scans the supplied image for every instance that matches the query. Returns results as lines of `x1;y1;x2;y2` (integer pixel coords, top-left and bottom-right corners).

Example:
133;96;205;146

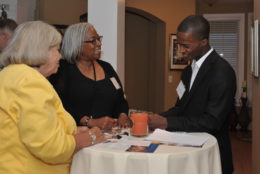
145;129;209;147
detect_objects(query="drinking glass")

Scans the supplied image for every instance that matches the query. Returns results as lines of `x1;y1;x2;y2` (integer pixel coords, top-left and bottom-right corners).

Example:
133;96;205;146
129;109;149;137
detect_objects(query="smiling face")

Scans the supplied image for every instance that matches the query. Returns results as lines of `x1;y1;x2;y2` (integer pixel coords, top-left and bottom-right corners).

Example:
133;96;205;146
81;27;102;61
38;45;62;77
177;31;208;61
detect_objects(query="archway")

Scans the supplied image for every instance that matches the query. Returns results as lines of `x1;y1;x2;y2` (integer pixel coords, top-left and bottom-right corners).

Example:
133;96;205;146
125;7;166;113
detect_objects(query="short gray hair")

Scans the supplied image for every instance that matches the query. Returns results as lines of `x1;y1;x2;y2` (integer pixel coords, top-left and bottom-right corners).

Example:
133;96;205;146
0;21;61;67
61;22;93;64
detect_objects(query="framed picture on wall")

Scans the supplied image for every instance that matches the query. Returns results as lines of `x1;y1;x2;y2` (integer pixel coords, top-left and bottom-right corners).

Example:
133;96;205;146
168;34;189;70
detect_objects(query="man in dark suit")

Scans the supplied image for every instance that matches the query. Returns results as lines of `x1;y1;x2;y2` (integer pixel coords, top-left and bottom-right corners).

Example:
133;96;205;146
148;15;236;174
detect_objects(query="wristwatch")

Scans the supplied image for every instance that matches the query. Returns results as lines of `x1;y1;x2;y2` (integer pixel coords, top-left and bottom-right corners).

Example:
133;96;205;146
85;116;93;126
88;132;96;145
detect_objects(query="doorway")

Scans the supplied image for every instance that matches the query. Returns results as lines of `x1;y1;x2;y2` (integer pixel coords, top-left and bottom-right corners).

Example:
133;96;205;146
125;7;166;113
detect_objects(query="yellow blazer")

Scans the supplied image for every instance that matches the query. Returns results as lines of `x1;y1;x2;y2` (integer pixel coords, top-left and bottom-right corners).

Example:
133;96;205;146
0;64;77;174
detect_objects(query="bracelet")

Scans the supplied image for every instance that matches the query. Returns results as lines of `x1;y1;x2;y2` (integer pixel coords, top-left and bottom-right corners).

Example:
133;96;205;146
88;132;96;145
85;116;93;126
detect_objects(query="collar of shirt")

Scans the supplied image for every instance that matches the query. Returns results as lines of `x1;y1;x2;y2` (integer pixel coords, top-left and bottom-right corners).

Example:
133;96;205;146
192;48;214;69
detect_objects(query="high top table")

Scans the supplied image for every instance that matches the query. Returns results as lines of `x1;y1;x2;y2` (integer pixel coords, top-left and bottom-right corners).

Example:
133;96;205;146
70;132;222;174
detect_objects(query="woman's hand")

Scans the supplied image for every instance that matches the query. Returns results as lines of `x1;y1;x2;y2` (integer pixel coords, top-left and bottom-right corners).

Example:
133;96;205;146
118;113;130;128
88;127;106;144
77;126;89;134
73;126;106;153
88;116;117;131
80;116;91;126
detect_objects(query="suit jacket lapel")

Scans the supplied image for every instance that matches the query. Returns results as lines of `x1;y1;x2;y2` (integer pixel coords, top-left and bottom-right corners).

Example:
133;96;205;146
180;50;218;107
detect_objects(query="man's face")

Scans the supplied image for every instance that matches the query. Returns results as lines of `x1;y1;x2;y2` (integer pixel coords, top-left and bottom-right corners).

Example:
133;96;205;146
0;30;11;51
176;31;205;61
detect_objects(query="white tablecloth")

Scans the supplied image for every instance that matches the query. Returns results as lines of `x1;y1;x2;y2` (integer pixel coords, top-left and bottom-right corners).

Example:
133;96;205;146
70;133;222;174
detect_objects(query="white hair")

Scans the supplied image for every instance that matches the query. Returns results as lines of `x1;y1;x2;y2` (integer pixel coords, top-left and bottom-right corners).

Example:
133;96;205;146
0;21;61;67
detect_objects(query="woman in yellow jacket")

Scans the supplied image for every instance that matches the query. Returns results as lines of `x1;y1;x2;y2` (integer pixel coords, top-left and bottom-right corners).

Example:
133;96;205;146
0;21;105;174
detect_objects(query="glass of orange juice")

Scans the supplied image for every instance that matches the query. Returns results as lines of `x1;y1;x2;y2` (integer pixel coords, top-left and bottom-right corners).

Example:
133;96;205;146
129;110;149;136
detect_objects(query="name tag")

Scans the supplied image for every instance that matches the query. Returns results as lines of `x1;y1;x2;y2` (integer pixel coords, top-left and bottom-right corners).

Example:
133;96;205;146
176;80;186;99
110;77;121;90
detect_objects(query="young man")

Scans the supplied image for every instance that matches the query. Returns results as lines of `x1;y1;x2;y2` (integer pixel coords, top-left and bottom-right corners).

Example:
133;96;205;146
148;15;236;174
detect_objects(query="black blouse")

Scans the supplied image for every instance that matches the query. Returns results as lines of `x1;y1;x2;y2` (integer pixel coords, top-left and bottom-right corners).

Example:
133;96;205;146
49;59;129;125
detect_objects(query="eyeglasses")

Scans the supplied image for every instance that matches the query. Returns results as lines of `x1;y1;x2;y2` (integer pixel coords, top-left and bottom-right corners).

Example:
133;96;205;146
83;36;103;45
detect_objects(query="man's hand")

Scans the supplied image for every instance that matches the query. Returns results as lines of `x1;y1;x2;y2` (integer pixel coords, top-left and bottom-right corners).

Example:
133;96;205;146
148;113;167;130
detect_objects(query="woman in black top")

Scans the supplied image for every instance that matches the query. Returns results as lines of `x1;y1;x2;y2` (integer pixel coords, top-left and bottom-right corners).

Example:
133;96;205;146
49;22;129;130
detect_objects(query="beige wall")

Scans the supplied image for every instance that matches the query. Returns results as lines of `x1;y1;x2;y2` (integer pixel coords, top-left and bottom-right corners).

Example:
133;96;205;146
197;1;252;14
253;1;260;174
126;0;195;110
37;0;87;25
17;0;36;24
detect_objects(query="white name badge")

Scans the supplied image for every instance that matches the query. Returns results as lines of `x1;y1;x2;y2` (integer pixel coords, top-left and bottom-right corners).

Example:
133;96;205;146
110;77;121;90
176;80;186;99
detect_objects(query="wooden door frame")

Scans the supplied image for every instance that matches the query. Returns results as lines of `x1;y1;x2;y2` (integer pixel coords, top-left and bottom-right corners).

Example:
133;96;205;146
125;7;166;113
